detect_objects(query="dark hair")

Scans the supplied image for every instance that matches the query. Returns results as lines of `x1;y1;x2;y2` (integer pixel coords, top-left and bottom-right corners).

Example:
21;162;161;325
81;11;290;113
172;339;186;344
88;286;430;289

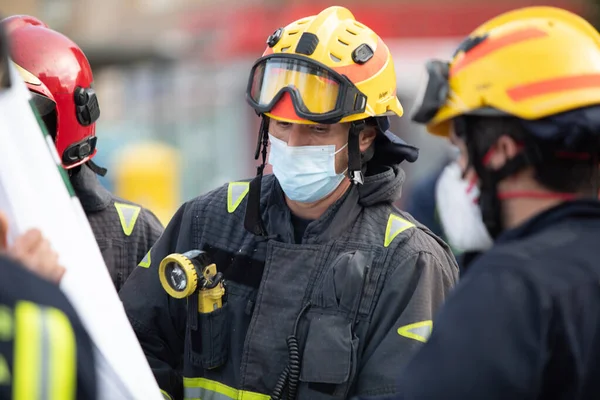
464;115;598;194
41;111;58;140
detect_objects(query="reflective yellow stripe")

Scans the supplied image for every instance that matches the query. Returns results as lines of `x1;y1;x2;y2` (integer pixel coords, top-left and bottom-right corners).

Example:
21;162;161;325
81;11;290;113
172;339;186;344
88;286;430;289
183;377;270;400
13;301;77;400
48;306;76;400
0;355;11;385
397;320;433;343
384;214;415;247
13;301;42;399
138;249;152;268
114;202;142;236
227;182;250;213
161;389;174;400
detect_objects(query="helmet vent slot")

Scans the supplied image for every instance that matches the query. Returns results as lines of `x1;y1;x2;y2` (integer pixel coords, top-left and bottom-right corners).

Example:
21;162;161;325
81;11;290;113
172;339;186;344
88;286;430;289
337;38;349;46
281;46;290;52
330;53;342;62
346;28;357;35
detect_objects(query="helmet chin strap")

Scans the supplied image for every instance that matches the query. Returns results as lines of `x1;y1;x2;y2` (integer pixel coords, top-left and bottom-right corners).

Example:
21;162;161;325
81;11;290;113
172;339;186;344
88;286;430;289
459;117;541;239
347;120;365;185
465;130;598;238
475;152;527;238
244;116;270;236
87;159;107;177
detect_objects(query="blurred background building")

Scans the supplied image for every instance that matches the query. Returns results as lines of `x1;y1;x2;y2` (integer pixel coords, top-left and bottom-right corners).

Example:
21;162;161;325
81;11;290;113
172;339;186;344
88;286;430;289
0;0;591;224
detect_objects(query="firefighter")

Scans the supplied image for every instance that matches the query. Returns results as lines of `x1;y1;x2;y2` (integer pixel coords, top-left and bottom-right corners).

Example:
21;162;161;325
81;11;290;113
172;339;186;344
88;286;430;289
0;212;97;399
1;15;164;291
119;6;458;400
396;6;600;399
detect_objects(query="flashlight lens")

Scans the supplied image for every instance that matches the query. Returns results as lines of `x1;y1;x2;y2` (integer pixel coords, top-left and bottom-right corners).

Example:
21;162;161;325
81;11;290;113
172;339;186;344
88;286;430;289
166;263;187;291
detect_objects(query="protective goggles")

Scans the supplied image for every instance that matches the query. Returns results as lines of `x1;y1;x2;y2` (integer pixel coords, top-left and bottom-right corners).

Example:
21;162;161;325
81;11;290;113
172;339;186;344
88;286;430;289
411;59;450;124
246;54;367;124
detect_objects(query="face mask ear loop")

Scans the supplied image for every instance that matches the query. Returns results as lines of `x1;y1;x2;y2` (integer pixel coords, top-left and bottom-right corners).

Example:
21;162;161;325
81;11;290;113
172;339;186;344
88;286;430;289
334;142;349;155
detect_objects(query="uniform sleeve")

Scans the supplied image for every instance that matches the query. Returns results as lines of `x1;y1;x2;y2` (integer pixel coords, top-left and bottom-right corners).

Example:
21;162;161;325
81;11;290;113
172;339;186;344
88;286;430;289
354;250;458;397
395;265;548;400
119;202;195;400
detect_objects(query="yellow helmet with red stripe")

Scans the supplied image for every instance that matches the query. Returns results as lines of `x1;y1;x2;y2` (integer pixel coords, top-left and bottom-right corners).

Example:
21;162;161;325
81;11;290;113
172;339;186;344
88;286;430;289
411;6;600;136
246;6;403;124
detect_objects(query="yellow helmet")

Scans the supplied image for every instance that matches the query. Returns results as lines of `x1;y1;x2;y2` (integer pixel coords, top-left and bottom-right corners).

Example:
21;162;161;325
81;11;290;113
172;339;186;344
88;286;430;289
245;6;403;124
411;6;600;136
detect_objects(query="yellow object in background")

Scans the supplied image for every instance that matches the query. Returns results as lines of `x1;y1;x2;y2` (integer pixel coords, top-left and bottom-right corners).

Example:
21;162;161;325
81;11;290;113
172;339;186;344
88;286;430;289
112;141;180;226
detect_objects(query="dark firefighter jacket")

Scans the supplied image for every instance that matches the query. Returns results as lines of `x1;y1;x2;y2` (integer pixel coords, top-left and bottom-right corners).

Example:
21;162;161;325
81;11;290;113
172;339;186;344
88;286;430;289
0;255;97;400
70;163;164;291
120;156;459;400
394;199;600;400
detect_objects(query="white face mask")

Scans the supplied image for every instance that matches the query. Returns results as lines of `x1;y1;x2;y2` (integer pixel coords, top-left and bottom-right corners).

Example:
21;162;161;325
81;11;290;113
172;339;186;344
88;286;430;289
268;134;348;203
435;162;493;252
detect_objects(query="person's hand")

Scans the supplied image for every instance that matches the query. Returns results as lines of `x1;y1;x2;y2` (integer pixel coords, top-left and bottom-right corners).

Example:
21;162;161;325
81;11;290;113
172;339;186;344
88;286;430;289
0;211;65;284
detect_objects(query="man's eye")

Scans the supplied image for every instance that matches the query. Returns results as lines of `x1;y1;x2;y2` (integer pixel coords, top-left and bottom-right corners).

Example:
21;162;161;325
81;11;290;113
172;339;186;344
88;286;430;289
311;125;328;133
277;121;292;128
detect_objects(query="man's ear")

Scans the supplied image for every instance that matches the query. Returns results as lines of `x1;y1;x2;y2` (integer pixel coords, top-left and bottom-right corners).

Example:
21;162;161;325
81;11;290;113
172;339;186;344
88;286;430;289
487;134;520;169
359;126;377;152
0;211;9;251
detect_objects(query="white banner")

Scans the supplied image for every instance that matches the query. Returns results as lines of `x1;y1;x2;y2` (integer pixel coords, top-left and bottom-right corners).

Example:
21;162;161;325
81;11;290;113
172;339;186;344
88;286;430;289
0;56;162;399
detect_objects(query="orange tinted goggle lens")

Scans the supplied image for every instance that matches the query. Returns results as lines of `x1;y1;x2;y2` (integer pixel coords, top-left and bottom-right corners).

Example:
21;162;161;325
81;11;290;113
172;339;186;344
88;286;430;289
250;58;341;114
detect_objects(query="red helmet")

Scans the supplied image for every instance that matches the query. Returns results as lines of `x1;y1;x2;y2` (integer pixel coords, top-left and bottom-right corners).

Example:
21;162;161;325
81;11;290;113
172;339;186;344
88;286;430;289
2;15;100;169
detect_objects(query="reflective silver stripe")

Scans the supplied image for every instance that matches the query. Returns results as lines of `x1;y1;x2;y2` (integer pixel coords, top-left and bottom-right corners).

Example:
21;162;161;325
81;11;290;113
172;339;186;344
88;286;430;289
230;184;246;202
184;386;234;400
114;202;141;235
14;303;58;400
410;325;431;339
384;214;415;247
227;182;250;213
40;310;50;400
